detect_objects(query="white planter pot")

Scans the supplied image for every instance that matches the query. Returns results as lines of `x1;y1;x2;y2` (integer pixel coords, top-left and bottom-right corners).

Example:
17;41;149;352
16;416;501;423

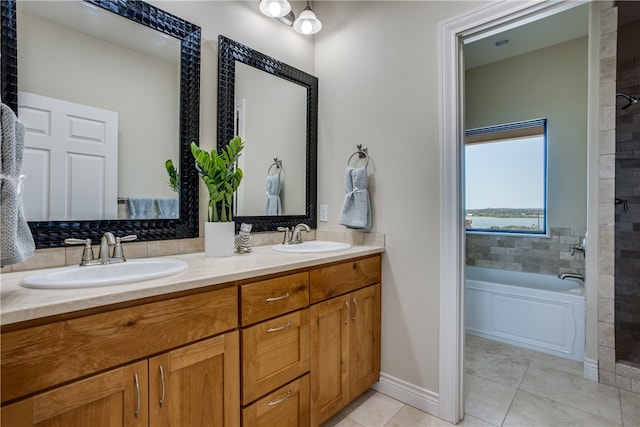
204;221;235;257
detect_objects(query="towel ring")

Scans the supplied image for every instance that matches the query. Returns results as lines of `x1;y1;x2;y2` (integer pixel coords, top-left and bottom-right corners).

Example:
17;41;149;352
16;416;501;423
347;144;369;167
268;158;283;176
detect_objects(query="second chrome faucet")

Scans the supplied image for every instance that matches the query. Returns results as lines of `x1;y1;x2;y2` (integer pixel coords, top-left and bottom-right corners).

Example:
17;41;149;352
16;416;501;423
277;223;311;245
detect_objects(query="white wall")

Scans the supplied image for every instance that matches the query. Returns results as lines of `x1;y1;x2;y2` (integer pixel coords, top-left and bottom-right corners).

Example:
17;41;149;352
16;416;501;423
315;0;488;396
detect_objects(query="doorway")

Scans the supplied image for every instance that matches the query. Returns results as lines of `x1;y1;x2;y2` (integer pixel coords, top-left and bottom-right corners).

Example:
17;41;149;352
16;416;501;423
438;0;599;423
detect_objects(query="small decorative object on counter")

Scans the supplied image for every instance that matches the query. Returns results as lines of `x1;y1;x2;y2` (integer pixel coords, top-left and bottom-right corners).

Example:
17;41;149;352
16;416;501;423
235;223;255;253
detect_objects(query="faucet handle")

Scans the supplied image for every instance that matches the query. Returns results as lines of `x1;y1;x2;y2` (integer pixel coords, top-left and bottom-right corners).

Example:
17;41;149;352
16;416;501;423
64;238;95;264
277;227;291;244
112;235;137;261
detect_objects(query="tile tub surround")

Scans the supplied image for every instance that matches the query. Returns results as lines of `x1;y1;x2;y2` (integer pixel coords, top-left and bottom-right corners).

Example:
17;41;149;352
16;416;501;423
466;227;586;275
322;335;640;427
0;243;384;326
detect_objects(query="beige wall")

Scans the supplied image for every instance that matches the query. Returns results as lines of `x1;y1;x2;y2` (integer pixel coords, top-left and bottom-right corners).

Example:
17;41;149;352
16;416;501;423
466;37;589;230
315;0;487;395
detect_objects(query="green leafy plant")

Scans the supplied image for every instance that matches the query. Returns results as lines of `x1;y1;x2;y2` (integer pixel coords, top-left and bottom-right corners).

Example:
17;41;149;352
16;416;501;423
190;136;244;222
165;159;180;193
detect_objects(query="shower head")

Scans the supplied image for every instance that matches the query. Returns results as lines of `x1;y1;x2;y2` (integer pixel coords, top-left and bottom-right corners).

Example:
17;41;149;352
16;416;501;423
616;92;639;110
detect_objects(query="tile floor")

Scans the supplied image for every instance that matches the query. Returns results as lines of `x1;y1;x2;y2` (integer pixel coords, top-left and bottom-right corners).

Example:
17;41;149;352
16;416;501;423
322;335;640;427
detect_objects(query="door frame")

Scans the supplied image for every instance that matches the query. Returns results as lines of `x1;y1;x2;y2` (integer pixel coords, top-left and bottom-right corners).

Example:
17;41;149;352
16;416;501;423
437;0;591;423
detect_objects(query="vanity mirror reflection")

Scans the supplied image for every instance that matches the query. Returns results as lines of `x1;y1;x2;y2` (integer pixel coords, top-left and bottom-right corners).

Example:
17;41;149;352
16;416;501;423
0;0;201;247
217;35;318;232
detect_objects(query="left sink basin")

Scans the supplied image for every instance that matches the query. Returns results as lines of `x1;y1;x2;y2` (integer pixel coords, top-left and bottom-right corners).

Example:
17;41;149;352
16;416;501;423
21;258;188;289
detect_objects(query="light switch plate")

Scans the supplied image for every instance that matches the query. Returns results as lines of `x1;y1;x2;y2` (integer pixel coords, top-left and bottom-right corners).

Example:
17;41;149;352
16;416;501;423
319;204;328;222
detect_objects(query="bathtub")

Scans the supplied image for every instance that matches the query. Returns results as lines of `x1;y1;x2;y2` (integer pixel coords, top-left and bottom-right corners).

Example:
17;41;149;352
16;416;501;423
465;266;585;361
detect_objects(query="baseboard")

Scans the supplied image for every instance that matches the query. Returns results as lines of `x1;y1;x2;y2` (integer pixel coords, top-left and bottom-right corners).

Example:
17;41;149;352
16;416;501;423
584;358;599;381
371;372;439;417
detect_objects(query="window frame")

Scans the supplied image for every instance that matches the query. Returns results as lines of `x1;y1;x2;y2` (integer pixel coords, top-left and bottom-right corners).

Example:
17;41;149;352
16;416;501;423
464;118;548;236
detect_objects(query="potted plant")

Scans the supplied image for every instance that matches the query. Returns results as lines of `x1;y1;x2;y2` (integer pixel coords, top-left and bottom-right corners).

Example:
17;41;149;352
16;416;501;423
190;136;244;257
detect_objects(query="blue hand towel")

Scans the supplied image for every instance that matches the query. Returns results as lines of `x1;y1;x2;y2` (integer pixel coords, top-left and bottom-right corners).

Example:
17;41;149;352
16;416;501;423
264;174;281;215
156;198;178;218
1;103;35;266
338;166;371;231
127;198;154;219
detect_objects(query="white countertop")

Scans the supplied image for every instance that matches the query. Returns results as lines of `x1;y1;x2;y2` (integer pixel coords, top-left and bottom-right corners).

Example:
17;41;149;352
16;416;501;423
0;244;384;326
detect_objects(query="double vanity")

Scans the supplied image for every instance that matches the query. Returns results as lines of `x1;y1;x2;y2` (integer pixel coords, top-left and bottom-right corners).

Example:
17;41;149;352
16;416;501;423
0;243;383;427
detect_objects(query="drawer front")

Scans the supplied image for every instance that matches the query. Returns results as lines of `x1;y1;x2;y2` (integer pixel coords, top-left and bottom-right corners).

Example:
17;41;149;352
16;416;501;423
242;375;309;427
1;286;238;403
241;272;309;326
242;310;309;405
310;255;381;303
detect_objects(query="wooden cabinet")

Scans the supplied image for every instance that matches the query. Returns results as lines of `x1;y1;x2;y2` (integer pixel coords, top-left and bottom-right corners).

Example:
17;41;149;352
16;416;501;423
1;286;239;427
1;360;148;427
1;251;382;427
2;333;239;427
309;257;381;427
149;332;240;427
242;375;310;427
240;272;310;425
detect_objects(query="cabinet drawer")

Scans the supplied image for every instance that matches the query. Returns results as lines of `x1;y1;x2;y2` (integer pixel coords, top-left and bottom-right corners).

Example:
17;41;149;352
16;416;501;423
242;375;309;427
241;272;309;326
242;310;309;405
1;286;238;404
310;255;381;303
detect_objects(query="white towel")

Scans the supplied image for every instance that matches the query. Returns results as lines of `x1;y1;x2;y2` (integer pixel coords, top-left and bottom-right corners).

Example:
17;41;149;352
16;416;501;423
1;103;35;266
338;166;371;231
264;174;281;215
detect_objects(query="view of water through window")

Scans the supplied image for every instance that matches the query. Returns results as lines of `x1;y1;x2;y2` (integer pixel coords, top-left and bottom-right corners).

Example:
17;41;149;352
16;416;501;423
465;121;547;234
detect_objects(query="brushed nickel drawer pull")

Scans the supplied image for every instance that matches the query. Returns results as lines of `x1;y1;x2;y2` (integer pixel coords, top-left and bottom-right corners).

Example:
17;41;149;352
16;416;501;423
344;300;350;325
267;321;292;333
266;292;290;302
134;373;141;418
267;390;292;406
352;297;358;321
159;365;166;407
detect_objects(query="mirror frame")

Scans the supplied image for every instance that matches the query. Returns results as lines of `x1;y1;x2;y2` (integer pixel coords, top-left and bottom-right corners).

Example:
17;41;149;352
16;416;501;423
217;35;317;233
0;0;201;248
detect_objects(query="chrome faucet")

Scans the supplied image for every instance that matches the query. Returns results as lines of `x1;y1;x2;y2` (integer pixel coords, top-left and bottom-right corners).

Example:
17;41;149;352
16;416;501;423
291;223;311;244
65;233;137;266
277;223;311;245
571;244;585;256
558;273;585;281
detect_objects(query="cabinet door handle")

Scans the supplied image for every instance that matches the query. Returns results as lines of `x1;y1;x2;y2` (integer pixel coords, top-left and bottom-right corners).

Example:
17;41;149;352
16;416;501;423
352;297;358;321
267;321;292;333
134;373;141;419
267;390;292;406
266;292;290;302
159;365;166;407
344;300;350;325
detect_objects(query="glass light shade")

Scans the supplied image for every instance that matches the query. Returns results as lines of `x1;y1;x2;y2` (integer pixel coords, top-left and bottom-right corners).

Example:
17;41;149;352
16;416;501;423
259;0;292;18
293;7;322;35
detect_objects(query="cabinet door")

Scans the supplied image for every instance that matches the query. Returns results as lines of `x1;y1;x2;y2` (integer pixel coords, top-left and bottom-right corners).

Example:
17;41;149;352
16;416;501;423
309;296;350;426
242;310;309;404
1;360;148;427
242;375;309;427
349;284;381;399
149;332;240;427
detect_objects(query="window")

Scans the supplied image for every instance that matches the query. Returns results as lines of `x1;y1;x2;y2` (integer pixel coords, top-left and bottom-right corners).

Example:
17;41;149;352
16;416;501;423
465;119;547;234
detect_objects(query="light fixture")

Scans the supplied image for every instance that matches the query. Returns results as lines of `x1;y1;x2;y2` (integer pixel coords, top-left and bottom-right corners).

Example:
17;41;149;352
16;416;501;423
293;1;322;35
259;0;292;19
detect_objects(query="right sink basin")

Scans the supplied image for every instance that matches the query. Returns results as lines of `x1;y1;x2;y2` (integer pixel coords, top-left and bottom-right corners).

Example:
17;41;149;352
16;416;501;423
272;241;351;254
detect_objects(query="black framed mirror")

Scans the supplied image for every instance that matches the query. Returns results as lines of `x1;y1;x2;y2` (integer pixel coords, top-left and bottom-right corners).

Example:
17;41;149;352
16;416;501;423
217;35;317;232
0;0;201;248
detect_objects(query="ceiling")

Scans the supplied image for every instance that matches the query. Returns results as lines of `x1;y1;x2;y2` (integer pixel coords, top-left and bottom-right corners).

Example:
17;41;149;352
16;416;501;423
464;3;589;69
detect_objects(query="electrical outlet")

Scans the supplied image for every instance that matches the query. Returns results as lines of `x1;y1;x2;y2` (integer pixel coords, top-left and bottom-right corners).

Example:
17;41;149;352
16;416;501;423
319;204;328;222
